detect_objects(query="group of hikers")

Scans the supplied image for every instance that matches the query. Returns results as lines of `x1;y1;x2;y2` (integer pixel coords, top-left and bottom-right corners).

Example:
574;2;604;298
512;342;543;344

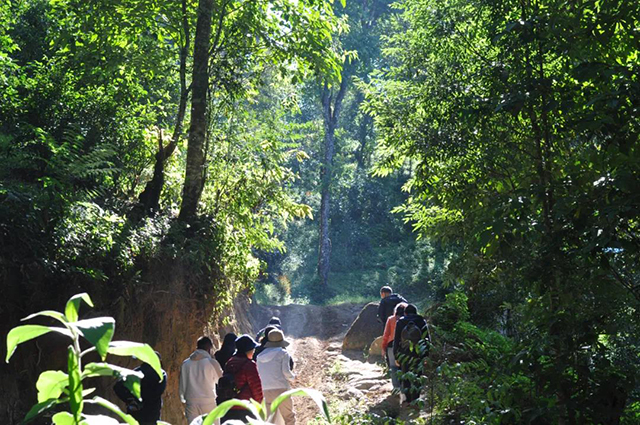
378;285;429;405
113;317;296;425
112;287;427;424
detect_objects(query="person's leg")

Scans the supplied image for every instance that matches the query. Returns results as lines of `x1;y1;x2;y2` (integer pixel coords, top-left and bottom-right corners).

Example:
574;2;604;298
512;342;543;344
387;347;400;389
263;389;280;420
186;401;218;425
406;355;421;403
277;393;295;425
185;403;199;424
400;359;410;402
264;388;294;425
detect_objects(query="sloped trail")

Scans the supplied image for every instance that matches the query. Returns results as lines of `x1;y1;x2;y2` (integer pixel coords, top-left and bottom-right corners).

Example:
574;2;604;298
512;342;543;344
250;303;407;424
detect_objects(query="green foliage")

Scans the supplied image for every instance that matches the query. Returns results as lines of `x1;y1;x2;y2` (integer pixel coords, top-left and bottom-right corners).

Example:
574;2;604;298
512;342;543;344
364;0;640;421
6;293;160;425
201;388;330;425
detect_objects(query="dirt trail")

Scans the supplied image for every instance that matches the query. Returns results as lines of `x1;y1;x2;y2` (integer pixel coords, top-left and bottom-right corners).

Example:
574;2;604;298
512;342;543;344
250;303;399;424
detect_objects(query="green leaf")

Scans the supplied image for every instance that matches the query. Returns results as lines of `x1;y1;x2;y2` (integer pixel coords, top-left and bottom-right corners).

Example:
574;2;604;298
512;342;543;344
22;310;68;325
85;396;138;425
52;412;74;425
270;388;330;422
22;398;61;424
65;293;94;322
36;370;69;403
202;399;259;425
80;414;121;425
82;362;143;399
67;346;83;420
6;325;72;363
74;317;115;360
107;342;162;382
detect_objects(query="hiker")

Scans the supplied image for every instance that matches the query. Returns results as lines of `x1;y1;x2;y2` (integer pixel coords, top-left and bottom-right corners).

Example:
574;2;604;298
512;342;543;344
377;286;407;329
256;329;296;425
113;353;167;425
393;304;428;404
382;302;407;389
254;325;277;359
256;325;295;372
220;334;264;423
179;336;224;425
214;332;237;368
256;316;282;341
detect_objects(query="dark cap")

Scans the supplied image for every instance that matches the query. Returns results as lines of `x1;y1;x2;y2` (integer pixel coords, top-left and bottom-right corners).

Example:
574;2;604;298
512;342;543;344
268;317;281;326
235;335;259;353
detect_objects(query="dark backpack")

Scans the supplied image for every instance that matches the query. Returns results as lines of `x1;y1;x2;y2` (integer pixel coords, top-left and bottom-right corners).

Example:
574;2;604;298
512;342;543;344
401;321;423;350
216;372;240;402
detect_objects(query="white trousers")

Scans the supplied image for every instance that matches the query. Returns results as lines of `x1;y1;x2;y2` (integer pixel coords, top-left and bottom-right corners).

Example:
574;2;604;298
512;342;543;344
185;400;219;425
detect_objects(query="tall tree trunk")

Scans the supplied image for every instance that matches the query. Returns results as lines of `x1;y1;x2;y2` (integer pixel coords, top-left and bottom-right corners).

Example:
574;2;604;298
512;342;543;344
318;78;347;287
179;0;214;221
138;0;190;215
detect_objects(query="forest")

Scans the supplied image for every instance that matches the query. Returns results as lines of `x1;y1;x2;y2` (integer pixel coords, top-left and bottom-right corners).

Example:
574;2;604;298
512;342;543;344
1;0;639;424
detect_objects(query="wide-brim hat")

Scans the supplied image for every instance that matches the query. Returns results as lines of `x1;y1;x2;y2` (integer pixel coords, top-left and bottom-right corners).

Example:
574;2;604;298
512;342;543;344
264;329;290;348
235;335;259;353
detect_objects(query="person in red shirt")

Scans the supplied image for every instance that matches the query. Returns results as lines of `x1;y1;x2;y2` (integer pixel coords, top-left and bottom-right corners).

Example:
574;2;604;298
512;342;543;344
221;335;263;423
381;302;407;390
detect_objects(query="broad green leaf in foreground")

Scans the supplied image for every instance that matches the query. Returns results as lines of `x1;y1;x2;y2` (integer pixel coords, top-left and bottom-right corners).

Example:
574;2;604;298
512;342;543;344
52;412;74;425
80;414;121;425
22;398;61;424
107;341;162;381
83;362;143;398
6;325;72;363
86;396;138;425
65;293;94;322
74;317;115;360
22;310;68;325
68;346;83;421
271;388;330;422
36;370;69;403
202;399;260;425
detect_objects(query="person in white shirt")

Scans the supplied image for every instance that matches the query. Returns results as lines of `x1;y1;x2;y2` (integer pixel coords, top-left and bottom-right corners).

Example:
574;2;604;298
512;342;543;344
179;336;224;424
256;329;296;425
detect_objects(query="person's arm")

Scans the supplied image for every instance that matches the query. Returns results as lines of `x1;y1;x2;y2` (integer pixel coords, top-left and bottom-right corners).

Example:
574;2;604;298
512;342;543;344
179;364;186;403
282;352;296;382
247;362;264;402
211;358;223;380
393;319;404;359
382;317;393;354
377;299;385;323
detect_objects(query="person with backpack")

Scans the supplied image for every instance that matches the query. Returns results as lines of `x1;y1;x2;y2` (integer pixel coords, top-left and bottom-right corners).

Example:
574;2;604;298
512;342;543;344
381;302;407;389
393;304;429;404
220;334;264;423
377;286;408;330
113;353;167;425
179;336;224;424
256;329;296;425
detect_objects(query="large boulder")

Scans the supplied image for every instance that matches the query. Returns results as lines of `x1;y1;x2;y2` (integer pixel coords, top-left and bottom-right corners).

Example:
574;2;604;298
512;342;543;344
368;336;384;359
342;302;382;351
